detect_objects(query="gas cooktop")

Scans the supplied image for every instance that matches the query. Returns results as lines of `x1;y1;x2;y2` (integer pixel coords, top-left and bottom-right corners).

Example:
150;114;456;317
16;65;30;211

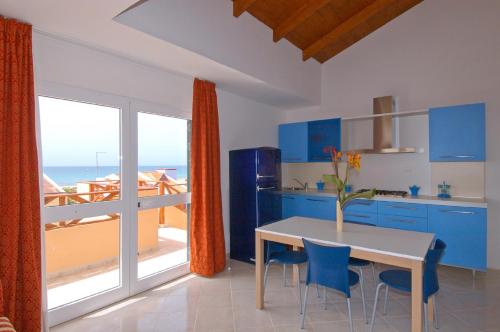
356;189;408;198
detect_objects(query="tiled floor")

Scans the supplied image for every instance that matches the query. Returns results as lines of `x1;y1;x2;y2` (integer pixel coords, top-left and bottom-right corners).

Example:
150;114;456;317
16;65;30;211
51;260;500;332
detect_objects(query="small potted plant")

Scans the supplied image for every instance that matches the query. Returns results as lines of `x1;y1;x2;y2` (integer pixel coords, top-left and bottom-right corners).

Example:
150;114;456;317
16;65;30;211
322;147;376;232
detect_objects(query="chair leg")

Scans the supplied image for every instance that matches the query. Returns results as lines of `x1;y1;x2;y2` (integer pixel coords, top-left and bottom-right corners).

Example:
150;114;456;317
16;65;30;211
297;265;303;314
346;298;354;332
283;264;286;287
263;263;270;296
358;267;368;323
323;286;327;310
300;285;309;329
371;263;376;281
383;284;389;315
316;284;321;298
370;282;385;332
424;302;429;332
433;295;439;329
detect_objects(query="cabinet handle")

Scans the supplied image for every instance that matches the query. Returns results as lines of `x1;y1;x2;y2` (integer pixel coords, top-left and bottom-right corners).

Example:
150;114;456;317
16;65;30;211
387;205;417;211
306;198;328;203
389;217;416;224
440;210;475;215
345;213;369;219
439;155;474;159
353;201;372;206
282;196;295;200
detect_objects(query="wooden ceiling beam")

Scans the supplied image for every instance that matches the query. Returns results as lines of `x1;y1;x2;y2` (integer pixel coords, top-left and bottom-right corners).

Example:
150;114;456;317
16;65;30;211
273;0;331;42
233;0;258;17
302;0;396;61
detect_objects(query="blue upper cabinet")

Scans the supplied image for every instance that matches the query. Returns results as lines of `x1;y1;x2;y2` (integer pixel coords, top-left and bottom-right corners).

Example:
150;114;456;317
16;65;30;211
279;122;308;163
429;103;486;162
279;118;341;163
308;118;341;162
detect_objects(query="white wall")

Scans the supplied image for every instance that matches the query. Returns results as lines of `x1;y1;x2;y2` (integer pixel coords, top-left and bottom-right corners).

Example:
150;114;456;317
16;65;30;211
283;0;500;269
33;32;281;251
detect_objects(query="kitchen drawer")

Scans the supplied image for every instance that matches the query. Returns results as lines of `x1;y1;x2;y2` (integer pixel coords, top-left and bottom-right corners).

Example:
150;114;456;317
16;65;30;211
344;199;378;214
428;205;487;270
300;195;336;221
378;214;428;232
343;211;378;226
378;201;428;218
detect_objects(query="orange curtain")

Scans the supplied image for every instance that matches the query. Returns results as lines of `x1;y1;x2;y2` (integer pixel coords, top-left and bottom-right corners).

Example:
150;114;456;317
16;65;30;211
190;78;226;276
0;17;41;331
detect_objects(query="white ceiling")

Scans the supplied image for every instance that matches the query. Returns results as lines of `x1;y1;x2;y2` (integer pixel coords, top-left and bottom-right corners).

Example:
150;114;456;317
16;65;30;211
0;0;319;108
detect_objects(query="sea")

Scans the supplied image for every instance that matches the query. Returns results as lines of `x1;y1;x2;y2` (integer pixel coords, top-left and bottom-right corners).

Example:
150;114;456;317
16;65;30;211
43;166;188;187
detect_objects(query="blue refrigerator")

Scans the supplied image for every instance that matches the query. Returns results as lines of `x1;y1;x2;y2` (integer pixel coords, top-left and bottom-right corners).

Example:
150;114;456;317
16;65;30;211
229;147;282;263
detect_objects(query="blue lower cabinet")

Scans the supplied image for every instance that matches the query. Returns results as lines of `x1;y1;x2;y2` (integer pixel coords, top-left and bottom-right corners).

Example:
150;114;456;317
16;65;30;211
378;214;428;232
300;195;336;220
282;194;301;219
428;205;487;271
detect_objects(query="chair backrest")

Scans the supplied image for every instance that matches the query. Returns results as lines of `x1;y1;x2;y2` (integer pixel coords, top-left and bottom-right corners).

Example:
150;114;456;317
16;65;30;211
302;238;352;298
423;239;446;302
265;241;287;262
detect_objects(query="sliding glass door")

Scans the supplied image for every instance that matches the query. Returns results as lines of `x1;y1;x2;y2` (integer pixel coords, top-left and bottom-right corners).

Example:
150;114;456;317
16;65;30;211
38;85;190;326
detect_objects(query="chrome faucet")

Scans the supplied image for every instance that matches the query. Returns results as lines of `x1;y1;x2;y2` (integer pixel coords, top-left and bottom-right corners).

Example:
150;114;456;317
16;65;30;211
293;178;308;191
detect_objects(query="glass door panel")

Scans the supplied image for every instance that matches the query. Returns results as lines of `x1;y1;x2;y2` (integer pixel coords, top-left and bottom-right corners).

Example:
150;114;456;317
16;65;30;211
45;214;121;309
39;96;121;207
38;91;129;326
137;205;188;278
135;112;190;284
137;112;188;198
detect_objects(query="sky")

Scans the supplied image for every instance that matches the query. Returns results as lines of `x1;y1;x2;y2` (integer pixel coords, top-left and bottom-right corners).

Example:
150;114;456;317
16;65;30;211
39;96;188;167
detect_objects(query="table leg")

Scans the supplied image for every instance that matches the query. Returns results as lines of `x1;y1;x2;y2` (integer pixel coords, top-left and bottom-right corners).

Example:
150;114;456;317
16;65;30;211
256;231;264;309
411;260;423;332
292;245;299;284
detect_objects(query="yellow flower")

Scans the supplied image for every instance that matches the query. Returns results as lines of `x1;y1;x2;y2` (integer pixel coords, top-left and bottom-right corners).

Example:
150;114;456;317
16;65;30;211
347;152;361;170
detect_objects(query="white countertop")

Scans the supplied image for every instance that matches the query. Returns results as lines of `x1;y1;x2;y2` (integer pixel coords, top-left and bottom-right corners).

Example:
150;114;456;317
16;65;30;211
257;217;435;261
278;189;487;208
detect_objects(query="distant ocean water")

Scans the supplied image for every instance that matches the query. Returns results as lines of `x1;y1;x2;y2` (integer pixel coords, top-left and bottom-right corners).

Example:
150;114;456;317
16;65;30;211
43;166;188;187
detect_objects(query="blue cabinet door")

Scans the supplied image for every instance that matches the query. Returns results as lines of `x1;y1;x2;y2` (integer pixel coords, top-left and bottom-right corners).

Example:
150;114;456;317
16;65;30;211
279;122;308;163
429;103;486;162
308;118;341;162
300;195;336;220
282;194;301;219
428;205;487;271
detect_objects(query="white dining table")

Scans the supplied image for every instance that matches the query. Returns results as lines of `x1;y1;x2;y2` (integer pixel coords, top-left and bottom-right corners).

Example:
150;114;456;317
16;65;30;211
255;217;436;332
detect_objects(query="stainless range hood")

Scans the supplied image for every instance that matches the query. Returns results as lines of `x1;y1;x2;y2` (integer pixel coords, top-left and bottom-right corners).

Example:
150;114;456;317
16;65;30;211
352;96;417;154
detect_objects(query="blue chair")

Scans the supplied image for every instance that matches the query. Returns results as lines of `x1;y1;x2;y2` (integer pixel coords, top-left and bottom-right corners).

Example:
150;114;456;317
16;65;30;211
344;219;377;323
300;239;366;332
369;239;447;332
263;241;308;313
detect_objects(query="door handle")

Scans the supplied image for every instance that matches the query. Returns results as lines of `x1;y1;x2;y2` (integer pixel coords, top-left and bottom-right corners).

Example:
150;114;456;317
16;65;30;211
257;186;276;191
257;174;275;179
